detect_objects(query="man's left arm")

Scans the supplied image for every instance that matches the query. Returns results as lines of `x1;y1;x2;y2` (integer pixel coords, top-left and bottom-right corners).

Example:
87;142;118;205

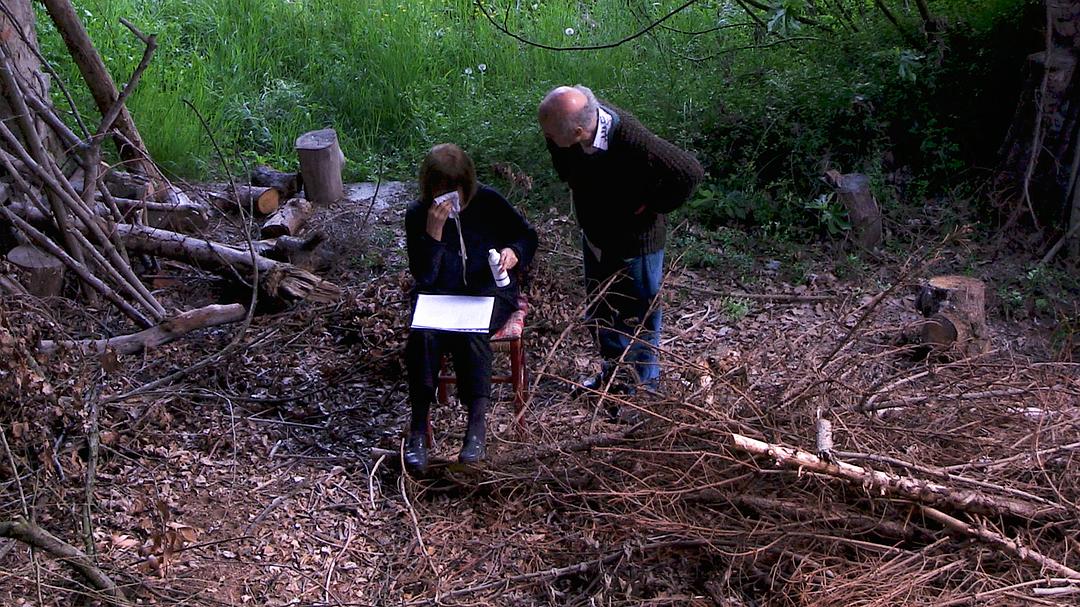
637;132;705;215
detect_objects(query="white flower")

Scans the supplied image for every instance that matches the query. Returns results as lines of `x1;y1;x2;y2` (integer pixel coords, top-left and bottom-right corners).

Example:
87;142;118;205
564;27;575;36
464;67;473;76
477;64;487;73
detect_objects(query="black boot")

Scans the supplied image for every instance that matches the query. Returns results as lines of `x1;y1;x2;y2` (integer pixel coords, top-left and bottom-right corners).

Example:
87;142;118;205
459;398;488;464
404;401;431;473
403;430;428;472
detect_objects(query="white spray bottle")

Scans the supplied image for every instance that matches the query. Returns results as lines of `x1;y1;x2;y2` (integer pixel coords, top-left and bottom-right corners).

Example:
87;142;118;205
488;249;510;288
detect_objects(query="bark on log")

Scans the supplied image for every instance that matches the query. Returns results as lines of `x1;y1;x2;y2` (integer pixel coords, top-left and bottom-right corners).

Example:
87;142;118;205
110;195;209;232
825;170;882;249
117;223;340;303
260;197;313;238
729;432;1064;521
6;243;64;296
915;275;989;357
8;191;208;233
39;303;246;356
250;165;301;198
39;0;161;184
208;185;281;216
249;232;328;270
295;129;344;204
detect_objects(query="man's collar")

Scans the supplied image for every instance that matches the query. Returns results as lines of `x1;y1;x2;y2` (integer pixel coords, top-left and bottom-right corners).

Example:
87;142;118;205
589;106;614;152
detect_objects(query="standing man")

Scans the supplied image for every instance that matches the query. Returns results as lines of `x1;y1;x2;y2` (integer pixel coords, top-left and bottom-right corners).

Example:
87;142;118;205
538;85;704;394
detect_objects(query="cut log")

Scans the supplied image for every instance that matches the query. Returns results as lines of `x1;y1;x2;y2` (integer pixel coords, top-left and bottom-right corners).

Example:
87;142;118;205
110;195;209;232
825;170;882;250
39;303;246;356
117;223;340;303
6;244;64;297
208;185;281;216
915;275;989;357
295;129;344;204
260;197;313;239
250;165;301;198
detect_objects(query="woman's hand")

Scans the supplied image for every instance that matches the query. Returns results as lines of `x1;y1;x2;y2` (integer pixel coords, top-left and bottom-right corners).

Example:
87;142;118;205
499;247;518;273
426;199;452;240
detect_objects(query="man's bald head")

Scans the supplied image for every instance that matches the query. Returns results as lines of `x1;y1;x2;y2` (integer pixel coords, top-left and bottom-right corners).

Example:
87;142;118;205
538;85;599;148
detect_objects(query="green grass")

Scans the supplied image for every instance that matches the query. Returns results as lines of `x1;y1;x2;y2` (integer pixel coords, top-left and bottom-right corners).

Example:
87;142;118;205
34;0;1030;228
37;0;726;181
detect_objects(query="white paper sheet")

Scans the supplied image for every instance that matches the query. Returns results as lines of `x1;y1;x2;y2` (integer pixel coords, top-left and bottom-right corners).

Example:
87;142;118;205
411;294;494;333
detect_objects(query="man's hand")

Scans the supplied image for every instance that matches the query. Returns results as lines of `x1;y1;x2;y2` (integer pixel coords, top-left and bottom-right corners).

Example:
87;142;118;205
499;247;518;273
426;199;453;240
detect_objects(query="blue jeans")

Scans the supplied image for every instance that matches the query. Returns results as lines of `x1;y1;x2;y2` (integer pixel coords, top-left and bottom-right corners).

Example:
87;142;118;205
582;237;664;386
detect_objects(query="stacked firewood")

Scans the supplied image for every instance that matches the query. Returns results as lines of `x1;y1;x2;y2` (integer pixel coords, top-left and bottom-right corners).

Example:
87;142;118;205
0;1;341;342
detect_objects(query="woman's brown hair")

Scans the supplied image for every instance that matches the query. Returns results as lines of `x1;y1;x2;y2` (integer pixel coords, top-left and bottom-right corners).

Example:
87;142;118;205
418;143;478;204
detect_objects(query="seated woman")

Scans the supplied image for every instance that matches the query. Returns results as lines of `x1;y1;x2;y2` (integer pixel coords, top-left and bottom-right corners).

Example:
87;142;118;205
403;143;538;471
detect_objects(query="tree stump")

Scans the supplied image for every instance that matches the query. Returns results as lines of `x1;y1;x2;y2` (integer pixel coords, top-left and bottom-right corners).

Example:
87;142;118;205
6;244;64;297
825;170;882;250
295;129;344;204
916;275;989;357
260;197;313;239
250;165;301;199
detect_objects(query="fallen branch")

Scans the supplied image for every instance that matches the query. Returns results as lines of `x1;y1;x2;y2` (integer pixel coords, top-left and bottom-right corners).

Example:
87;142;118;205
678;282;834;302
921;506;1080;580
39;303;247;356
117;223;340;303
729;433;1064;521
0;518;127;604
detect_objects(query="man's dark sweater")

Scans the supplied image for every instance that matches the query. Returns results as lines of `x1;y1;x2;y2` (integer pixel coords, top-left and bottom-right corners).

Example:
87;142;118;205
406;185;538;332
546;103;704;258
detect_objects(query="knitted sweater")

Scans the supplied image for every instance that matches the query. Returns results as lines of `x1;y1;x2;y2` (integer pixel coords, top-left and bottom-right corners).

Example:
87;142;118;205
406;185;538;332
545;103;704;258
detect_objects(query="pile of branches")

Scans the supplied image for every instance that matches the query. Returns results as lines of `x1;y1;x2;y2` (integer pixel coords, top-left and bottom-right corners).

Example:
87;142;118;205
383;242;1080;605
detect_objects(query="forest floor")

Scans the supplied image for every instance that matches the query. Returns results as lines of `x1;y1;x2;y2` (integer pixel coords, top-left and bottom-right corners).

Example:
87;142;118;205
1;181;1078;606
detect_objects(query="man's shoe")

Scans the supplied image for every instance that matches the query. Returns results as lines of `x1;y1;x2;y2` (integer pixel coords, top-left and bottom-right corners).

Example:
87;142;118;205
403;431;428;472
575;366;627;396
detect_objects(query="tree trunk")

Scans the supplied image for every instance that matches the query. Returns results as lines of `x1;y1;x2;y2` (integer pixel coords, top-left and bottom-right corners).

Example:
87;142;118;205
996;0;1080;235
260;197;313;238
116;223;340;303
295;129;345;204
39;303;246;356
915;275;990;357
39;0;161;183
6;243;64;296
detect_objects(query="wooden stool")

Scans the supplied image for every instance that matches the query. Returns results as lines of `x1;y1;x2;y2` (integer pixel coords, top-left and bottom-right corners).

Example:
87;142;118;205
436;296;529;433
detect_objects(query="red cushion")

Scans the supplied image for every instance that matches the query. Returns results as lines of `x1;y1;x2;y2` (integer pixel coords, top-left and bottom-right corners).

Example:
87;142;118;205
492;295;528;341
